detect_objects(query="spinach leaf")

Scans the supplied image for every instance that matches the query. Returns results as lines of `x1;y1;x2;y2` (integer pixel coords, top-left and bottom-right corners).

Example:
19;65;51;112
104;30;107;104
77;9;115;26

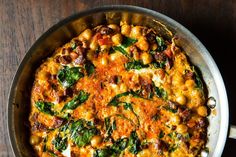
119;111;140;128
125;60;149;70
109;47;115;54
122;37;137;48
152;61;166;69
123;103;140;125
104;117;110;131
85;61;95;76
108;91;130;106
70;119;85;135
71;42;77;50
52;135;68;152
112;46;131;59
104;117;116;138
94;138;128;157
163;105;177;113
152;113;160;121
156;36;167;52
123;103;133;110
184;133;190;141
43;135;59;155
149;50;157;55
42;136;48;152
128;131;141;154
93;148;114;157
75;128;98;147
35;101;55;116
154;86;168;100
167;132;176;139
59;123;70;132
57;66;84;88
104;117;111;136
112;120;117;131
159;130;165;139
177;133;190;141
112;37;137;59
62;90;89;111
168;144;179;152
147;88;154;99
70;119;98;147
108;92;141;127
192;66;203;89
129;90;143;98
111;138;128;154
108;90;143;107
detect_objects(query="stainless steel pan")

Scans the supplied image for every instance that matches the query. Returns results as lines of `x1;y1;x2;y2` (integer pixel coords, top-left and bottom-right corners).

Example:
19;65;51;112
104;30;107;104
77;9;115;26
7;5;235;157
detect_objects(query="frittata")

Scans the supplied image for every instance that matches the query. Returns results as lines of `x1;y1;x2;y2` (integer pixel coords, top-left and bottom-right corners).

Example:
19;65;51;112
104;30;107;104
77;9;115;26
29;23;208;157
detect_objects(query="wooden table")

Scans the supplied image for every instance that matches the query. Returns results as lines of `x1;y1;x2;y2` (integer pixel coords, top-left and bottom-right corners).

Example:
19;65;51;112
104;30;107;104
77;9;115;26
0;0;235;156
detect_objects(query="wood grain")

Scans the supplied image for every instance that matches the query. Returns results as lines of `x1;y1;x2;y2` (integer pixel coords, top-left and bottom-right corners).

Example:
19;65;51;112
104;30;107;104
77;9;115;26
0;0;235;156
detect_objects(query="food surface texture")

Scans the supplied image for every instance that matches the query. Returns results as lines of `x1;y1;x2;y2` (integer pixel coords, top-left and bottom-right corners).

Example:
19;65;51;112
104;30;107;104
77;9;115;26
29;23;208;157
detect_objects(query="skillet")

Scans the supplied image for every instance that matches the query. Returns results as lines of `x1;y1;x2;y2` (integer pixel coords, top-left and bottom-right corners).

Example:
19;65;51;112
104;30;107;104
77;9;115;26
7;5;235;157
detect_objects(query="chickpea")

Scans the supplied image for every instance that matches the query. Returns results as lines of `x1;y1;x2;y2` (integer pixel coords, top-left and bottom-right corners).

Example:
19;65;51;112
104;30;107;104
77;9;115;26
80;147;89;154
112;33;123;45
79;29;93;41
137;149;151;157
130;26;142;38
91;135;102;147
171;115;181;124
172;74;185;86
197;106;208;117
132;15;143;24
100;56;108;66
50;64;59;75
121;24;131;36
192;97;204;108
140;52;153;65
90;41;98;51
30;135;41;145
120;83;128;92
108;24;120;32
133;51;140;60
38;71;49;80
131;74;140;84
176;94;187;105
136;37;149;51
85;111;93;120
189;138;200;147
100;45;110;52
34;145;42;153
191;89;201;98
177;124;188;134
151;43;158;50
121;13;129;22
112;84;119;94
145;73;153;80
181;85;188;91
185;79;195;88
110;52;121;61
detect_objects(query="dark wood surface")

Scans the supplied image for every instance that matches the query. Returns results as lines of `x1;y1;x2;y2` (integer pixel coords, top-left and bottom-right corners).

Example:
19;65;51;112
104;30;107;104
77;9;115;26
0;0;235;156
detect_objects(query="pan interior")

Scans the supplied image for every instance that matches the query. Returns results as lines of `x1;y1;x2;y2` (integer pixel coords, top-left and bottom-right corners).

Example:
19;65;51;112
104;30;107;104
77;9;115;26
8;5;228;157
